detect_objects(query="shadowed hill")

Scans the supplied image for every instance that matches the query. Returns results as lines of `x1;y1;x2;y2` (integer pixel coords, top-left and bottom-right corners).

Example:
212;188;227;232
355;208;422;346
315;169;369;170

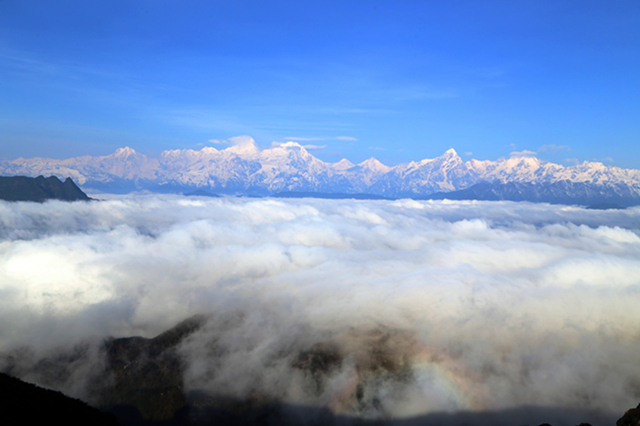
3;316;637;426
98;316;208;423
0;372;120;425
0;175;90;202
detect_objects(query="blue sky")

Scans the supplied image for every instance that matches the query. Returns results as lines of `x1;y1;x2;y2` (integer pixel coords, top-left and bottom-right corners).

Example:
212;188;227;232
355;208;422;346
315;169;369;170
1;0;639;168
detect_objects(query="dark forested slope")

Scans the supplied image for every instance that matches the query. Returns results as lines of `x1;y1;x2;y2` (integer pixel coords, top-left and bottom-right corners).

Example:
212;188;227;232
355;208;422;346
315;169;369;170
0;372;119;425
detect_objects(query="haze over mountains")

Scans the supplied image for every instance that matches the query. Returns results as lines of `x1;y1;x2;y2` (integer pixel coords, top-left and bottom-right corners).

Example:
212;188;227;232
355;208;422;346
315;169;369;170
2;136;639;205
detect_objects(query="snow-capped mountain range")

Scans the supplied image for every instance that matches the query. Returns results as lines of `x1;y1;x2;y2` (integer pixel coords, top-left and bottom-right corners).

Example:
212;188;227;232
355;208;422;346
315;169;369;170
2;136;640;203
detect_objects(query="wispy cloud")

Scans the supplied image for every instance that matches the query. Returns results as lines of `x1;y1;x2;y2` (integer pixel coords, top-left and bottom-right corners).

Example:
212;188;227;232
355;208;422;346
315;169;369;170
284;137;326;142
510;150;537;158
594;157;614;163
271;141;327;150
284;136;358;143
166;109;251;133
539;144;570;153
0;48;122;81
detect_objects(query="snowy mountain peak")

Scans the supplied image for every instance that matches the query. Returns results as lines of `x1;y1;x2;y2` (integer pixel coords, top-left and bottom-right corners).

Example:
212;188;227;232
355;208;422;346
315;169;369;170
332;158;355;171
113;147;138;158
405;149;462;172
443;148;459;158
503;155;542;172
200;146;220;155
357;157;391;173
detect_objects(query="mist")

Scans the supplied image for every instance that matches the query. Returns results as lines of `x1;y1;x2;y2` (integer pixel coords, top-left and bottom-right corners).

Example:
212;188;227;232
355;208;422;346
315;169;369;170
1;195;640;423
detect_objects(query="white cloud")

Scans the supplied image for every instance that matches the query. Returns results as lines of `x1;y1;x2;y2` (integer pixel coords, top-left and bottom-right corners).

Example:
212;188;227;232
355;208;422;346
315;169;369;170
1;196;639;422
510;150;537;158
594;157;615;163
285;137;326;141
272;141;326;150
284;136;358;143
465;152;473;156
208;139;229;145
226;135;259;154
538;144;570;153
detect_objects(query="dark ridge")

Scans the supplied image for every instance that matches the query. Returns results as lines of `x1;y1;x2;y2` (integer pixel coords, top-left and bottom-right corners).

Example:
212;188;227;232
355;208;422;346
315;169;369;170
101;400;614;426
586;203;626;210
422;180;640;207
617;403;640;426
0;175;91;202
183;189;220;197
0;367;622;426
99;316;207;423
272;191;393;200
0;372;120;425
4;315;636;426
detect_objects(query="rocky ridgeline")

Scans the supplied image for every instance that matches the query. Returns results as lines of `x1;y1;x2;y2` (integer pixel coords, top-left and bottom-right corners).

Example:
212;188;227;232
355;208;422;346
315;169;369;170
2;139;640;204
0;175;90;202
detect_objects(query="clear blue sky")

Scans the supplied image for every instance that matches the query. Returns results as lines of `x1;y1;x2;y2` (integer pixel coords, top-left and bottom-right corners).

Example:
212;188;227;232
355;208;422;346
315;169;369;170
1;0;639;168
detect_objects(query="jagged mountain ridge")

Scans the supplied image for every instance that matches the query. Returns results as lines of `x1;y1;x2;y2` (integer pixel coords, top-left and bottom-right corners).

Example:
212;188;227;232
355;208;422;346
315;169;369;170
424;180;640;207
2;137;640;200
0;175;91;202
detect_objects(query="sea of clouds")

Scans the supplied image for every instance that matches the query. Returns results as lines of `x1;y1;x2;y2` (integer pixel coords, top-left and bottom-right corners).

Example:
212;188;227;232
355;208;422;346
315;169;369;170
1;195;640;423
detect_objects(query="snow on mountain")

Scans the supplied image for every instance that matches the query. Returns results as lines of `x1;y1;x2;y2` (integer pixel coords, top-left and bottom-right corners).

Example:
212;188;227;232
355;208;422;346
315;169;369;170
157;140;337;193
467;154;640;188
333;158;392;191
2;147;160;185
371;148;477;195
331;159;356;171
2;138;640;201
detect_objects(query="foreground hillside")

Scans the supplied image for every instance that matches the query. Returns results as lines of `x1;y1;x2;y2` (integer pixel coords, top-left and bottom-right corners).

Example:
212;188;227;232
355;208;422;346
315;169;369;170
0;372;119;425
3;317;639;426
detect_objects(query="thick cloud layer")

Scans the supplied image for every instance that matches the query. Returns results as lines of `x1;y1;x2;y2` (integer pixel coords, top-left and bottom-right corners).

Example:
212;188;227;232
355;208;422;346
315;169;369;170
1;195;640;421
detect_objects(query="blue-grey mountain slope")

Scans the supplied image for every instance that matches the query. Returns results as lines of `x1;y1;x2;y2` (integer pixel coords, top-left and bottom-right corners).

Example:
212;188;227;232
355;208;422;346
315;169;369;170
2;136;639;204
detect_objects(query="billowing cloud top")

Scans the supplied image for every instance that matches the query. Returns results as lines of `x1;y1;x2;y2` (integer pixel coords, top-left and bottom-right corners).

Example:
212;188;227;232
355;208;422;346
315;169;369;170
1;195;639;422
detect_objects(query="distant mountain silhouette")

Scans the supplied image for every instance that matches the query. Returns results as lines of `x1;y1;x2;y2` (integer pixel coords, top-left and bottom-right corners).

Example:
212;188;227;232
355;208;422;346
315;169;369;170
0;175;90;202
0;372;119;425
423;180;640;206
184;189;220;197
586;202;626;210
272;191;392;200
